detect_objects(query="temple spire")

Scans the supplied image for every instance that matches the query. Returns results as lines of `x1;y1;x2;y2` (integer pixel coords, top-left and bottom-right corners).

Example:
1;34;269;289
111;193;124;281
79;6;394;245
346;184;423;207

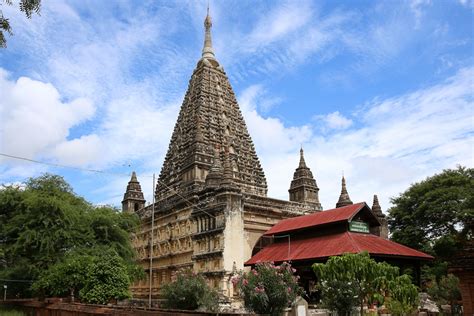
299;147;307;168
122;171;146;213
371;194;389;239
336;175;353;208
202;4;215;60
289;148;322;210
372;194;382;216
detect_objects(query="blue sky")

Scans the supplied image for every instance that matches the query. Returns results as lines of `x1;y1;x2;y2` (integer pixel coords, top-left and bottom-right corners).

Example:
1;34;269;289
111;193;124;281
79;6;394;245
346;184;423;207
0;0;472;211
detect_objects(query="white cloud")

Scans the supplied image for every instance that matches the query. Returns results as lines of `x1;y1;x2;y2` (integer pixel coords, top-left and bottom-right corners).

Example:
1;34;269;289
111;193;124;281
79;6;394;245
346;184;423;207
95;91;179;169
0;70;95;163
53;135;102;166
246;1;313;50
315;111;353;130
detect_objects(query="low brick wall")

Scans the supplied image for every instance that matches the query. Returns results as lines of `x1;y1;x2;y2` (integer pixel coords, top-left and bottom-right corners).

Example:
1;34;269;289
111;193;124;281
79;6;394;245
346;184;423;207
0;300;255;316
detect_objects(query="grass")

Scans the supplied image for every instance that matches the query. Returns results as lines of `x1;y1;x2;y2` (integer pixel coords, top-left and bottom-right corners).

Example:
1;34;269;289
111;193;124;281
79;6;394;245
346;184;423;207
0;306;27;316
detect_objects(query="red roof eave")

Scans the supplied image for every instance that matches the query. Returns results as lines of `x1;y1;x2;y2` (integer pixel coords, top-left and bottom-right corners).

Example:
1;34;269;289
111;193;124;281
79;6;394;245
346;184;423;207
245;232;434;266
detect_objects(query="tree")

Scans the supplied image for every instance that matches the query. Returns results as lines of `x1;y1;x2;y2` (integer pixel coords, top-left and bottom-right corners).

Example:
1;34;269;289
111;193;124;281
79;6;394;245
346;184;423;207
0;175;85;296
0;173;143;298
235;262;304;316
388;166;473;286
388;166;473;257
1;0;41;47
313;252;400;316
161;270;219;311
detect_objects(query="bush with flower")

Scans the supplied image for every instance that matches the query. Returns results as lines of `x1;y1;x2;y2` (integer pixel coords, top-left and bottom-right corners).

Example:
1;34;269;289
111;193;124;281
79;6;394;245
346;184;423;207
234;262;304;316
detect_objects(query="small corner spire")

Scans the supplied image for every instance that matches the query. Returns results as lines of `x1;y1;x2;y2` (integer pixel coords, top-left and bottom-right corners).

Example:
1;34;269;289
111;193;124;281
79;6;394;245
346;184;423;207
202;2;215;60
205;146;223;188
372;194;382;215
336;175;353;208
373;194;380;205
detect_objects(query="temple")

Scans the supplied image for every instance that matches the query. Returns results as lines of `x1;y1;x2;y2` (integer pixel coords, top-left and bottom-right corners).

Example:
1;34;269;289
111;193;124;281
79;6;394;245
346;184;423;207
123;10;392;302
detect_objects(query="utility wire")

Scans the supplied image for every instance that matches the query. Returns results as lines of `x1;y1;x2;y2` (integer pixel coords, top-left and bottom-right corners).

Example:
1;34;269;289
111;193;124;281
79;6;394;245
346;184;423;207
0;152;216;218
0;152;152;178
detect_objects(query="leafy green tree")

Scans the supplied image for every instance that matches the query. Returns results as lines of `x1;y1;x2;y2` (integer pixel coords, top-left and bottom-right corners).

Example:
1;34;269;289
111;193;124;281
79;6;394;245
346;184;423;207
1;0;41;47
0;173;142;298
161;269;219;311
388;166;472;289
388;166;473;257
313;252;399;316
235;262;304;316
0;175;86;296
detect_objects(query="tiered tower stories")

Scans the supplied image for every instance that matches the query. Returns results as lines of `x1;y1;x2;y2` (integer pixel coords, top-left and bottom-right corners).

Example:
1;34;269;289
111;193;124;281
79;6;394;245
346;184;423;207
122;171;145;213
155;9;267;200
124;10;319;301
288;148;323;210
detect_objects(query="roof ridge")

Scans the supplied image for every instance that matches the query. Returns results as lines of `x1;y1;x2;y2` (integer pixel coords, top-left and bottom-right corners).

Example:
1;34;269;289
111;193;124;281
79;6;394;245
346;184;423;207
346;231;363;253
264;202;368;236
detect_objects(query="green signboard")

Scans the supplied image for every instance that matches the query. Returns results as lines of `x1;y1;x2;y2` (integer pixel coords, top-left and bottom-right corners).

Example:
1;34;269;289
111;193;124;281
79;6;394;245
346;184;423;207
349;221;370;233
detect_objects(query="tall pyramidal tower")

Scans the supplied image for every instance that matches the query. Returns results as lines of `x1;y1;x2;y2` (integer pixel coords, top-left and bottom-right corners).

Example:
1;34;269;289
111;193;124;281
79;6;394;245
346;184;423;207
156;9;267;200
126;9;318;302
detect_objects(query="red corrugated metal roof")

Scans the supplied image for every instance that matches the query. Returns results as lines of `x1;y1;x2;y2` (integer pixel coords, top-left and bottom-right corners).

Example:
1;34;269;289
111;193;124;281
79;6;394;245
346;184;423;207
245;231;433;265
264;203;367;236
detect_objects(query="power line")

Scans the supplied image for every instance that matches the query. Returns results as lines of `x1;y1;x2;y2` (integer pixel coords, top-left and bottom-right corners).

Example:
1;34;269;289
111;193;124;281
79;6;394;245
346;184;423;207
0;152;141;177
1;152;217;218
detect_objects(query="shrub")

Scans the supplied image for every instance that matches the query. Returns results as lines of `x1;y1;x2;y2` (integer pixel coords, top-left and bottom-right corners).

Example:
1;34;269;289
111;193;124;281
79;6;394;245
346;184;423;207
313;252;399;316
427;273;462;315
235;262;304;316
316;279;359;315
160;270;219;311
78;250;131;304
387;275;419;316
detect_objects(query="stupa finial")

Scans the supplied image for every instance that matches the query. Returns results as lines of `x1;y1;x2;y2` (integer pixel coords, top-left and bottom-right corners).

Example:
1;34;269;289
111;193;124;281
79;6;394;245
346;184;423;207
299;146;307;168
202;2;215;59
